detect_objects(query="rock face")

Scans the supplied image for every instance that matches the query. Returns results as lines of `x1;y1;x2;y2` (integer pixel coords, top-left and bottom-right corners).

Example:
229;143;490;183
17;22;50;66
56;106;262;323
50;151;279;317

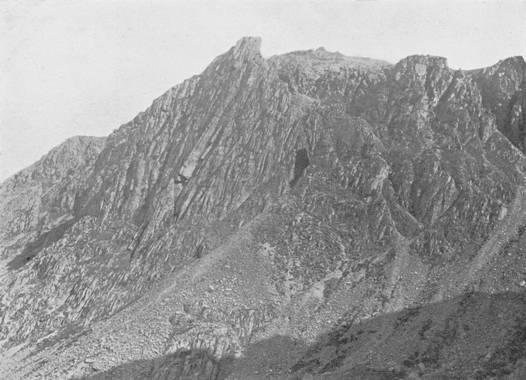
471;56;526;153
0;136;106;268
1;38;525;379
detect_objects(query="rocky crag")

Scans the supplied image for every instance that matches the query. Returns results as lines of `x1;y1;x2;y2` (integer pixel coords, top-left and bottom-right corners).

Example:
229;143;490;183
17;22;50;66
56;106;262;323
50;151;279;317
0;38;525;379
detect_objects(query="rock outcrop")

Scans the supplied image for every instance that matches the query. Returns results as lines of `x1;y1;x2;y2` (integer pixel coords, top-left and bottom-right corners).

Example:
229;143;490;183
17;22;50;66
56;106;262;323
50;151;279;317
471;56;526;153
0;38;525;379
0;136;105;268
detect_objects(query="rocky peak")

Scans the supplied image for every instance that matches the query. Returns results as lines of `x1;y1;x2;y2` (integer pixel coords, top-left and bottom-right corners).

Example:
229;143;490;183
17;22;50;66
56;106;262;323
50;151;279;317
231;36;262;60
478;55;525;95
269;46;389;103
392;55;451;90
271;46;390;75
493;55;526;73
471;55;526;152
397;54;449;69
2;39;526;380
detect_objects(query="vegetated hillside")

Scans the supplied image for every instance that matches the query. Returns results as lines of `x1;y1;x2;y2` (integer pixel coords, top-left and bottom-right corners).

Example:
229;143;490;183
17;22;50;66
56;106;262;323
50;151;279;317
0;38;525;379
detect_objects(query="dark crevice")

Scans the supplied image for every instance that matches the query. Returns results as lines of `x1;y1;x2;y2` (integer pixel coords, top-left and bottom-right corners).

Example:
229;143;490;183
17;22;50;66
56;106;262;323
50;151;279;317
194;243;207;259
289;148;310;188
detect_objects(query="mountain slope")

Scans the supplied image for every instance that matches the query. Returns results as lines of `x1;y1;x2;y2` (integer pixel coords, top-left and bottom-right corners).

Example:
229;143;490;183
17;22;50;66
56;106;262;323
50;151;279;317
1;38;525;379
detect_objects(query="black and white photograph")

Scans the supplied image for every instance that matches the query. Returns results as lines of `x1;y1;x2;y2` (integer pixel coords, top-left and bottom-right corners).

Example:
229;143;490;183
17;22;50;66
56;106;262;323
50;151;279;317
1;0;525;378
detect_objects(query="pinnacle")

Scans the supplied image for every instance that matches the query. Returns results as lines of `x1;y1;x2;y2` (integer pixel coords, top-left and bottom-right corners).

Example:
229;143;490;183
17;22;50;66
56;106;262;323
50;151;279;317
232;36;262;59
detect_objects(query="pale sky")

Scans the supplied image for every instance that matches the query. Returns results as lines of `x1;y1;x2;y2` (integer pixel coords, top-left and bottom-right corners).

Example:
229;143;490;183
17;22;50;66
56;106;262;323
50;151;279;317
1;0;525;181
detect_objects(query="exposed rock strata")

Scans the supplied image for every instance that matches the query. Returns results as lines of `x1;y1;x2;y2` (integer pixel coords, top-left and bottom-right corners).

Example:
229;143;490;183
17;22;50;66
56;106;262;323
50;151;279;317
0;38;525;379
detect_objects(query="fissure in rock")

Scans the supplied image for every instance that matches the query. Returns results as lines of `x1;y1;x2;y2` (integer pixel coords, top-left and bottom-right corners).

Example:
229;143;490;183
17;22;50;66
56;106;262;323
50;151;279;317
289;148;310;187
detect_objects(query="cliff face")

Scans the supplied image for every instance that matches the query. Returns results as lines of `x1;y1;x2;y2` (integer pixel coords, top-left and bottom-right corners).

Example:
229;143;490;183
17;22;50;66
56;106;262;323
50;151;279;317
1;38;525;379
472;56;526;153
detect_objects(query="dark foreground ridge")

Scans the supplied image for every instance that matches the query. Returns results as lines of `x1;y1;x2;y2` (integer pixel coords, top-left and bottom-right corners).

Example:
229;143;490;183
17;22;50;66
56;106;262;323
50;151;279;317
77;292;526;379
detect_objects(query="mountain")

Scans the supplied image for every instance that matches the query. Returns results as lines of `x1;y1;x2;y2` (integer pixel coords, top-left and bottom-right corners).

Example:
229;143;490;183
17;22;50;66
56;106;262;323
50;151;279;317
1;37;525;379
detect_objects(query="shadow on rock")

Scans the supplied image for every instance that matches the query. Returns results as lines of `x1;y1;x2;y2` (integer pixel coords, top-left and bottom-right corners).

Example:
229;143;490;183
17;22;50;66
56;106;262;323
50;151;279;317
77;291;526;380
78;348;233;380
77;335;307;380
